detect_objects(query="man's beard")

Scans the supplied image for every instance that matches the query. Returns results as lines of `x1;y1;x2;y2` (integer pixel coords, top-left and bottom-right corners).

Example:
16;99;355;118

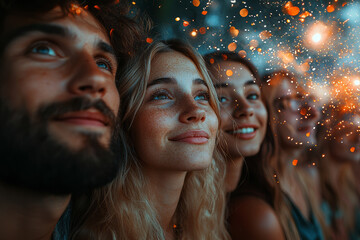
0;97;121;195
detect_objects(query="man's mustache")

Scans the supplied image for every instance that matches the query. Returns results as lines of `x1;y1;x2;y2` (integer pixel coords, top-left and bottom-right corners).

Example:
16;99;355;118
37;97;117;127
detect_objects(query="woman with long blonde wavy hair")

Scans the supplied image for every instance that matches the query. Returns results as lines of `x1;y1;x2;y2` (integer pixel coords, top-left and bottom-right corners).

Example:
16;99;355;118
71;39;230;240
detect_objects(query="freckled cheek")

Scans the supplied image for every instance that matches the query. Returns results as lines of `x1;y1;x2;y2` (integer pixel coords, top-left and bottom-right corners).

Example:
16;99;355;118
207;110;219;137
132;108;175;148
219;108;232;130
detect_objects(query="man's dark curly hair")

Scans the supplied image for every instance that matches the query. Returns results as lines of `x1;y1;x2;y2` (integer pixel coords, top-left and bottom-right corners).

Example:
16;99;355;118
0;0;147;74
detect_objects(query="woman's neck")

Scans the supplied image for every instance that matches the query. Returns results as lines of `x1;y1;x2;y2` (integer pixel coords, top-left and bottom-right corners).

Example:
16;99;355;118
143;168;187;239
0;182;70;240
225;156;244;193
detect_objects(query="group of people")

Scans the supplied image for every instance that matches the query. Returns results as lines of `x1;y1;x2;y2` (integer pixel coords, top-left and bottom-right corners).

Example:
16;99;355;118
0;0;359;239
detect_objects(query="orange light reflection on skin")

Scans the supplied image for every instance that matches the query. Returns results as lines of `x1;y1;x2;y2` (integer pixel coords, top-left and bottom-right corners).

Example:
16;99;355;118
226;70;233;76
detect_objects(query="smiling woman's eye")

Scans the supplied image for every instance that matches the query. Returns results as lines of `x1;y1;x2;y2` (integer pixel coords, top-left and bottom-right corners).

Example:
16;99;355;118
219;96;228;103
96;58;113;73
247;93;260;100
195;91;210;101
30;43;57;56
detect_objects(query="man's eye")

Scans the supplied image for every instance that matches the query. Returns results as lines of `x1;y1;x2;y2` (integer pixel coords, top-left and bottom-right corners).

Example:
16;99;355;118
153;94;169;100
195;91;210;101
31;44;57;56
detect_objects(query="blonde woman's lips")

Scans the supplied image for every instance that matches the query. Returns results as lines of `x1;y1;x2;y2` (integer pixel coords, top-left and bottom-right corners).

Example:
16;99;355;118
169;130;209;144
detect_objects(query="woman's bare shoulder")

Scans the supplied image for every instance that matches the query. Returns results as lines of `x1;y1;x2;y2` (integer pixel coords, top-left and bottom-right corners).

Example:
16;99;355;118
227;195;286;240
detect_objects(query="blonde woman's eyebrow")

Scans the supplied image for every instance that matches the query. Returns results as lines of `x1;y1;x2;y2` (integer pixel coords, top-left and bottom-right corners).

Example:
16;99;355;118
147;77;176;88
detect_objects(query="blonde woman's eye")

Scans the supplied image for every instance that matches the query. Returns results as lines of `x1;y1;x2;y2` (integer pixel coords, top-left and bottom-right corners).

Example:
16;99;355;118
150;90;171;101
195;92;210;101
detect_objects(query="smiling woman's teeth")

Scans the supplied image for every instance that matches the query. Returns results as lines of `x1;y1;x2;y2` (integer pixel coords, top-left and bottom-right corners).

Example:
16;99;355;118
232;128;255;134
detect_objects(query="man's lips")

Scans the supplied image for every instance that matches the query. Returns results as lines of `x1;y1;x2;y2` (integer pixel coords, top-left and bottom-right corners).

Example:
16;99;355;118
169;130;210;144
54;110;109;127
226;125;258;140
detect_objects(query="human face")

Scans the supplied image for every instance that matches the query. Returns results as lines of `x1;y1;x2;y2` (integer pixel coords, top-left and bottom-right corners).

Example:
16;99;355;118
214;61;267;158
329;113;360;163
272;79;319;148
0;7;120;150
131;51;218;172
0;7;120;193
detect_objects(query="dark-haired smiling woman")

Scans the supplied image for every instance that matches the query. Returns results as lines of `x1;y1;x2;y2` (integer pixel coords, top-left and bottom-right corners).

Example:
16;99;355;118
204;52;268;193
73;40;230;240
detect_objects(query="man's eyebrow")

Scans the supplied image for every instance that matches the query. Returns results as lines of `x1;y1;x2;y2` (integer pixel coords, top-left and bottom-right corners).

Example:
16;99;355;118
1;24;72;48
98;41;116;60
147;77;176;88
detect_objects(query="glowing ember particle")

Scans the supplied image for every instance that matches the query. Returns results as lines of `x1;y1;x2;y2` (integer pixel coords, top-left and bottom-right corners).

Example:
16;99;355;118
312;162;316;166
175;17;180;21
191;30;197;37
283;1;300;16
300;108;307;115
288;6;300;16
221;54;228;60
312;33;322;43
350;147;355;152
259;30;272;40
257;48;262;53
226;70;233;76
132;1;136;5
173;224;177;229
192;0;200;7
110;28;114;36
183;21;190;27
327;5;335;12
322;154;325;158
201;11;208;15
306;132;310;137
94;5;100;10
238;50;246;58
84;5;89;9
342;2;347;7
240;8;248;17
75;8;82;15
278;51;294;64
292;159;298;166
146;38;153;43
230;26;239;37
250;39;259;48
209;58;215;64
228;42;237;51
199;27;206;34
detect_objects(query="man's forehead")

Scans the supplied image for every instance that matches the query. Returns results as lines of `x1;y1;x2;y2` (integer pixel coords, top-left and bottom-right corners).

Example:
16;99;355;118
2;6;109;44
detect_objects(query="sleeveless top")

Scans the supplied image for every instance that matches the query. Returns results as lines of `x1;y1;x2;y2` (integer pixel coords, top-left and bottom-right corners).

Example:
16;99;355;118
52;204;71;240
286;194;324;240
